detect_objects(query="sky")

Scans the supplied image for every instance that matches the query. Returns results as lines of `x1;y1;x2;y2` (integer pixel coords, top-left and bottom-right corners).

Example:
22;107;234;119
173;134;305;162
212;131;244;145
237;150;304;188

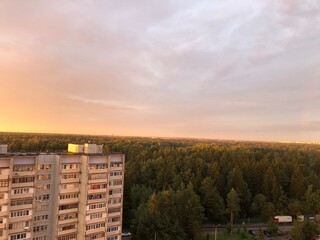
0;0;319;142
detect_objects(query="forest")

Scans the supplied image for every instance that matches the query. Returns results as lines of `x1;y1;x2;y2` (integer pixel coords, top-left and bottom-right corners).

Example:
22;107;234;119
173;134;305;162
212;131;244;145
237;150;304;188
1;132;320;239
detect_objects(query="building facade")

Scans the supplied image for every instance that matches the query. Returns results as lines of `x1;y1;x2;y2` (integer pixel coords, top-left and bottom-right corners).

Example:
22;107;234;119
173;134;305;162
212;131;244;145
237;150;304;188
0;144;124;240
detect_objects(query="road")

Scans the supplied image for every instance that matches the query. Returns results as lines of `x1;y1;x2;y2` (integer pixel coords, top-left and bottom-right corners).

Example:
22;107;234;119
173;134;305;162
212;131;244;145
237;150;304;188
203;223;293;239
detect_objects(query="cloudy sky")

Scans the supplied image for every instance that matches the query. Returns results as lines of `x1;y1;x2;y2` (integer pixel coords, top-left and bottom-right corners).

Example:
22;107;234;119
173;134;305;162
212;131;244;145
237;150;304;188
0;0;319;142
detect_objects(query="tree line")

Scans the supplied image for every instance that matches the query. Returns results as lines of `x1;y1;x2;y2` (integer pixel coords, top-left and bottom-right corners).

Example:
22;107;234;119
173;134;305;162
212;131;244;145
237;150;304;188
1;133;320;239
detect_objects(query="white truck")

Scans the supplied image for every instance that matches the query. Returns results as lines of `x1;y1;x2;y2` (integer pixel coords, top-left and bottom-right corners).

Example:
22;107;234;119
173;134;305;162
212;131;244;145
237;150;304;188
273;216;292;223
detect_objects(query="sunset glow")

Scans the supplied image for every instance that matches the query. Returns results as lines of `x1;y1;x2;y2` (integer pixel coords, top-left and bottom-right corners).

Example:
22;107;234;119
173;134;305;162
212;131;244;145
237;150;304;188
0;1;319;141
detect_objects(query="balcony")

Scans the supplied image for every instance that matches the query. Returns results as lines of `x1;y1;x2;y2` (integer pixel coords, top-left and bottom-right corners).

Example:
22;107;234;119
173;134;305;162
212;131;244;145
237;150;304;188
0;198;8;205
107;221;121;228
57;228;77;236
87;198;106;204
106;229;121;236
107;203;122;208
58;208;78;215
8;215;32;223
88;188;107;194
107;211;121;218
86;217;106;225
109;166;122;171
108;175;123;181
108;193;121;198
8;227;30;235
108;185;123;190
11;182;34;188
88;168;108;174
0;222;6;228
61;169;80;174
88;179;108;184
86;226;106;236
0;211;8;217
11;193;33;199
58;217;78;225
0;186;9;192
10;204;33;211
60;188;80;194
86;207;106;214
12;171;36;176
0;175;9;180
86;237;104;240
59;198;79;205
60;178;80;184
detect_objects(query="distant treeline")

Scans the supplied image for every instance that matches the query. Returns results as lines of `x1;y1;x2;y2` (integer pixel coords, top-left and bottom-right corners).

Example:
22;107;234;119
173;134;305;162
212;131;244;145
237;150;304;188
1;132;320;240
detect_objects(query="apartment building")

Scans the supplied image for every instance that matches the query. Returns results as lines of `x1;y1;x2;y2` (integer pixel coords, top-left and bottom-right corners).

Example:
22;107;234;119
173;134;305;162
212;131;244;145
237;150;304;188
0;144;124;240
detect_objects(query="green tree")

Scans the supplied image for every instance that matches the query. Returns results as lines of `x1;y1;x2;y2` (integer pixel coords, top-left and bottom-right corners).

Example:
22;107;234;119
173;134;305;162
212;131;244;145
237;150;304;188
176;183;205;240
290;166;306;199
227;188;240;233
291;221;320;240
200;177;225;221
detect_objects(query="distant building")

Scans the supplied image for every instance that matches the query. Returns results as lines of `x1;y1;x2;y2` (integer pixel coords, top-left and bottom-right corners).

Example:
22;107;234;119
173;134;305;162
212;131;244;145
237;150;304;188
0;144;124;240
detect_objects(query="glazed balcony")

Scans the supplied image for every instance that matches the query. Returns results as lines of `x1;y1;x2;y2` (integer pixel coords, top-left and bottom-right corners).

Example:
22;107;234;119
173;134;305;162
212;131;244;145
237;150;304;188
10;204;33;211
57;228;77;236
11;182;34;188
58;217;78;226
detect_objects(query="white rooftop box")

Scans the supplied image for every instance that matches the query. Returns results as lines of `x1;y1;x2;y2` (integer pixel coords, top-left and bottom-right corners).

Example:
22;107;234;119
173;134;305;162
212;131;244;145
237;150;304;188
84;144;103;154
0;145;8;154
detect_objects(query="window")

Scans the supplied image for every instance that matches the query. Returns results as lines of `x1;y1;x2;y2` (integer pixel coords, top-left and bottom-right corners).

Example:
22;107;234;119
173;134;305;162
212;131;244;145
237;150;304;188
37;174;51;180
89;213;103;220
8;221;30;229
35;194;50;201
13;165;35;172
107;236;119;240
109;180;122;186
86;233;105;240
10;233;27;240
88;174;107;180
58;213;77;221
62;174;79;179
89;164;107;170
110;163;122;168
86;222;105;231
108;208;121;214
88;183;107;190
107;226;119;232
87;193;105;200
35;204;49;211
60;193;79;200
34;214;49;222
58;224;76;231
10;210;30;218
110;171;122;176
12;188;31;195
12;177;34;184
62;164;79;170
108;217;120;223
108;198;121;204
58;233;77;240
38;164;51;170
0;181;9;187
109;188;122;195
33;236;47;240
36;184;50;190
59;204;78;211
11;198;33;206
88;203;105;210
33;225;48;232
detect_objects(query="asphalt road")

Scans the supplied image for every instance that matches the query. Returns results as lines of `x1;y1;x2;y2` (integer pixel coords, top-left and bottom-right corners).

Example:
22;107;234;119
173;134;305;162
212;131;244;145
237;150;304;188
203;223;294;239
